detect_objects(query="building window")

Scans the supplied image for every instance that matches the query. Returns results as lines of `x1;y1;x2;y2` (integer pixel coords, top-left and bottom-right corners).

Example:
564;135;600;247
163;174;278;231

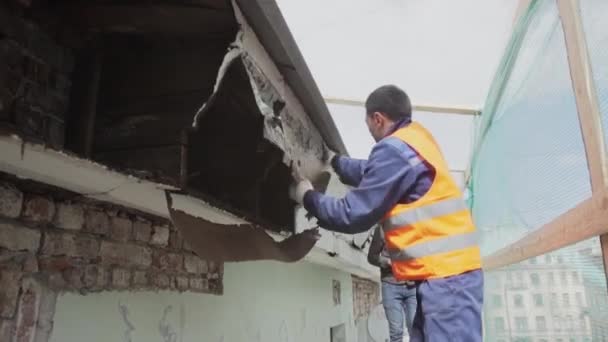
553;316;561;331
529;257;537;264
493;295;502;308
545;255;551;264
515;317;528;332
551;293;558;306
507;271;513;284
563;293;570;307
330;323;346;342
530;273;540;286
495;317;505;332
576;292;583;306
557;255;564;264
489;274;502;287
516;272;524;283
566;315;573;330
560;271;568;285
548;272;555;285
533;293;543;307
535;316;546;331
580;317;587;330
572;271;579;284
514;294;524;307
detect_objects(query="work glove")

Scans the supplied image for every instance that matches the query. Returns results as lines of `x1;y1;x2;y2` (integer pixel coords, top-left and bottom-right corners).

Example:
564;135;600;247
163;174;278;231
323;147;339;171
289;166;313;204
289;178;313;204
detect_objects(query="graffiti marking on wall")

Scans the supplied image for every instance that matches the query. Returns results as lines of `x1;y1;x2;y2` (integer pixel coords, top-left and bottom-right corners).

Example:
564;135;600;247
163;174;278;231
118;302;135;342
159;305;178;342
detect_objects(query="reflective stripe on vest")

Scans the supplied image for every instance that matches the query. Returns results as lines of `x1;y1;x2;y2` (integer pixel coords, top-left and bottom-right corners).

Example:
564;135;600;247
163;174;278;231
382;197;468;232
387;231;479;261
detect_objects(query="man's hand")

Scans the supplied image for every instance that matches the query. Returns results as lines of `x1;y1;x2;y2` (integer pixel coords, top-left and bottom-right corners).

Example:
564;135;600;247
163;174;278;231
289;166;313;204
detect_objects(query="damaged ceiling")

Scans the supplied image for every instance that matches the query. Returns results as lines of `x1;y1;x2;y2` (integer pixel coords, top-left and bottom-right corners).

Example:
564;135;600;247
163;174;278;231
1;0;346;263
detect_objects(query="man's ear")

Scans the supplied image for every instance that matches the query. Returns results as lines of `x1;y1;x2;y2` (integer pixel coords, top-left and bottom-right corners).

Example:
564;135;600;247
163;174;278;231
374;111;390;126
372;111;383;124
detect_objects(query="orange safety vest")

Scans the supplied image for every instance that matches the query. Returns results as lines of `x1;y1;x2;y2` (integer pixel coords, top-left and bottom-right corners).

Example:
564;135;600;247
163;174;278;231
382;122;481;280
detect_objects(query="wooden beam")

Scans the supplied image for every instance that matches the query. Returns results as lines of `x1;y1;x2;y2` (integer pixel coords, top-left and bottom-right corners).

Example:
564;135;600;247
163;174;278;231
558;0;607;191
67;42;102;157
558;0;608;284
323;97;481;116
601;234;608;281
483;189;608;270
59;4;235;35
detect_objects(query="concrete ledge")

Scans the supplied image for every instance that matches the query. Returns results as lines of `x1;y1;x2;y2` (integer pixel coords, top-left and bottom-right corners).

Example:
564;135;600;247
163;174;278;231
0;133;378;280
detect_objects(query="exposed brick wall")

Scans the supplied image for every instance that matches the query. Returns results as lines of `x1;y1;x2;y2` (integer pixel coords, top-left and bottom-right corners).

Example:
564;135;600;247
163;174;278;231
0;177;223;341
0;2;74;148
352;275;380;320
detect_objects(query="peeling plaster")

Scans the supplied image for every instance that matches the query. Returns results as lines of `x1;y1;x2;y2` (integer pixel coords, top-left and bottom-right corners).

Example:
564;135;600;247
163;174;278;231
232;2;328;181
190;26;328;185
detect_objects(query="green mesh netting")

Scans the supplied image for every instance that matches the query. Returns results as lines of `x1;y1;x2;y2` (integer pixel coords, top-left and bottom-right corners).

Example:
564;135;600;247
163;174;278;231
466;0;608;340
468;0;591;255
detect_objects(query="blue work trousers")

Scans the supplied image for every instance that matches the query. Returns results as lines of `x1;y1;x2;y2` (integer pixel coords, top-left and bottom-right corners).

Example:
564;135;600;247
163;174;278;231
382;281;417;342
410;269;484;342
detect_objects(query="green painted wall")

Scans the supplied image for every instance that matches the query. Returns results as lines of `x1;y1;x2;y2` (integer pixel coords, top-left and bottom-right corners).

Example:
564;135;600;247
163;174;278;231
50;261;357;342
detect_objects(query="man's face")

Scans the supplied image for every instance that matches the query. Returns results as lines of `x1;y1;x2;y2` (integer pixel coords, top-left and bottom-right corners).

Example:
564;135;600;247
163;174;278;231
366;112;388;142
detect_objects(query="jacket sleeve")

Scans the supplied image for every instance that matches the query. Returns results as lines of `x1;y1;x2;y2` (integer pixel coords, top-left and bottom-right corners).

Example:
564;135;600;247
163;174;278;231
331;155;367;187
367;227;391;268
303;138;422;234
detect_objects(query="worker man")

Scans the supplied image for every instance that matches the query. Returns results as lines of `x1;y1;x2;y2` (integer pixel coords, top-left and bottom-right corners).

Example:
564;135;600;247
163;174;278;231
368;225;417;342
290;85;483;341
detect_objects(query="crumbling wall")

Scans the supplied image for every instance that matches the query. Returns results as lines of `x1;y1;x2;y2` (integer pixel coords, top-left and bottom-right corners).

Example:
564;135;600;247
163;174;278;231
0;176;223;341
352;275;379;321
0;2;74;149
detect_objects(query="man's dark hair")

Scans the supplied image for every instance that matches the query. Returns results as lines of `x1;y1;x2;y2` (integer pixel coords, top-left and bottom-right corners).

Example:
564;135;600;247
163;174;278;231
365;85;412;121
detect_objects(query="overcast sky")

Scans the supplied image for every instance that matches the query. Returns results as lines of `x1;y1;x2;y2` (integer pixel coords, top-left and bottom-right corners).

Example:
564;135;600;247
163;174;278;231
277;0;518;170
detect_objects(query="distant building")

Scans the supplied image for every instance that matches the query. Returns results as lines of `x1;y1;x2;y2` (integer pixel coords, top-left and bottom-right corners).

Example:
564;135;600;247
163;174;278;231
484;253;593;342
577;245;608;342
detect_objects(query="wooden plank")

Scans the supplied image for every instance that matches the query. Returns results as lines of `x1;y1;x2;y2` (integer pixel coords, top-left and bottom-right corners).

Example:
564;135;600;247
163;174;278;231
558;0;608;284
67;44;102;157
601;234;608;282
323;97;481;116
83;50;102;157
483;189;608;270
59;4;235;35
99;46;225;105
558;0;607;191
94;145;182;186
93;111;195;151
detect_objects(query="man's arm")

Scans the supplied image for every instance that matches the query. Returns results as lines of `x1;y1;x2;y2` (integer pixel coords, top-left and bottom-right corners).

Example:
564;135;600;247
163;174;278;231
332;156;367;187
303;137;425;234
367;226;391;268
